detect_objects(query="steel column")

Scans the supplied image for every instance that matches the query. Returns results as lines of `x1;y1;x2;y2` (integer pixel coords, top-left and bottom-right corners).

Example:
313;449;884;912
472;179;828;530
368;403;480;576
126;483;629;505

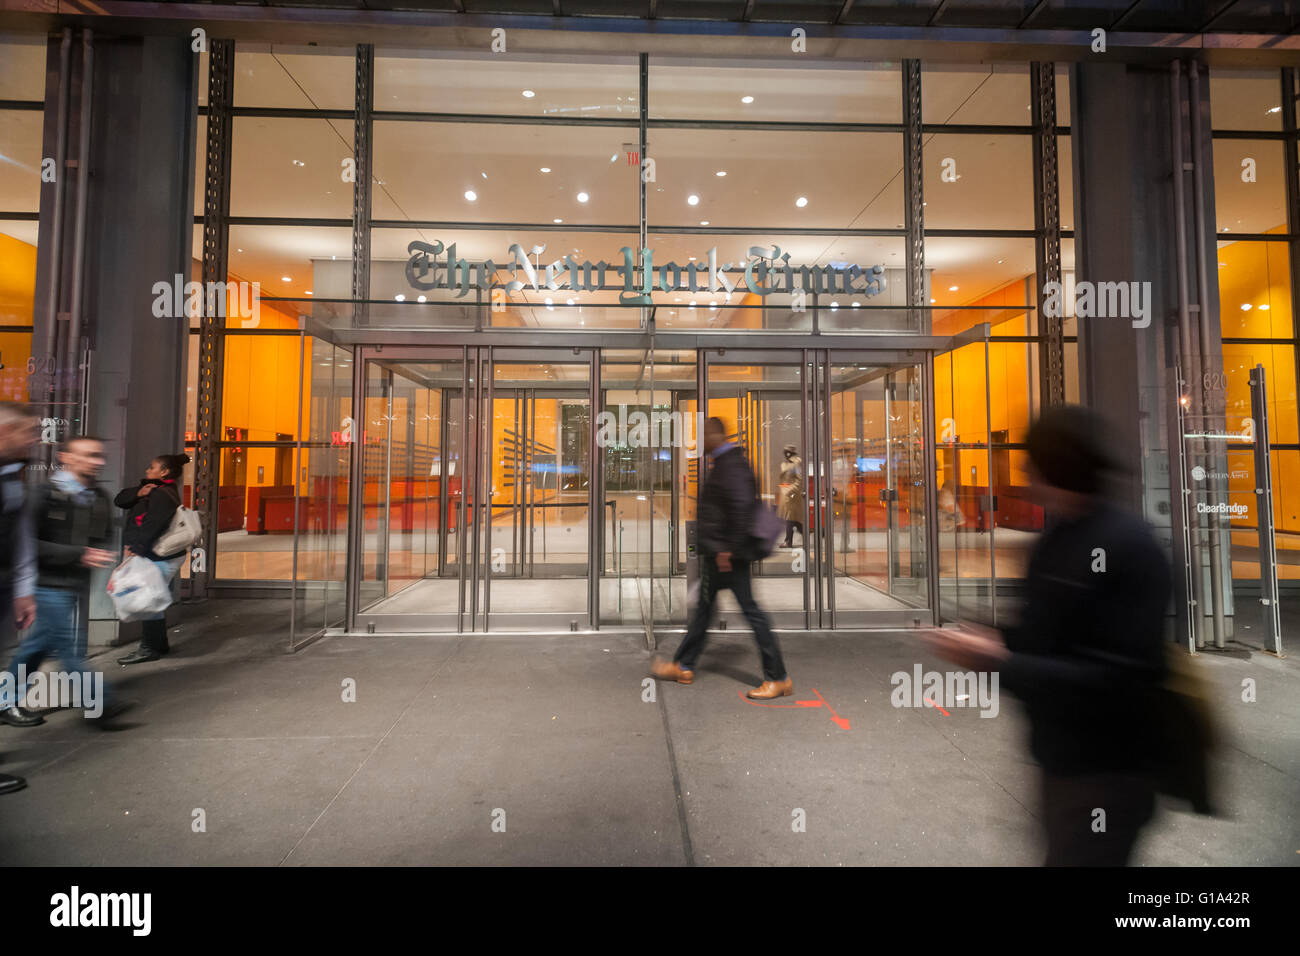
193;38;234;599
1031;61;1065;407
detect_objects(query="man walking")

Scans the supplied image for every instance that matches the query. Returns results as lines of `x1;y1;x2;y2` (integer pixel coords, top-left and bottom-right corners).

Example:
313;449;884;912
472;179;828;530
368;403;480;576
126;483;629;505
0;402;38;794
651;417;792;699
0;435;119;730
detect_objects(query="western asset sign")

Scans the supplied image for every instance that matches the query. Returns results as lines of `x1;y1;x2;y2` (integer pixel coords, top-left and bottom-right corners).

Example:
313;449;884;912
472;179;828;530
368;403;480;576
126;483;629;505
405;241;888;305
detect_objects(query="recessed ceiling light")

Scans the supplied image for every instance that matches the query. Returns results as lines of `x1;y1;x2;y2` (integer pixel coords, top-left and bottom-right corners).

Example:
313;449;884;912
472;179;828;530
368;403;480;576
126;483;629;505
716;170;727;177
292;159;304;167
395;294;405;302
948;285;958;291
1259;303;1270;310
236;248;243;253
687;194;700;206
1240;303;1252;310
553;218;563;223
481;172;488;179
609;153;618;163
852;302;860;308
281;275;292;282
540;167;551;173
700;220;709;225
830;301;839;309
741;95;754;104
1268;106;1281;113
566;298;575;306
930;298;936;303
577;192;589;203
795;196;808;208
1218;261;1226;268
522;90;535;98
464;190;477;201
417;295;427;303
305;291;312;296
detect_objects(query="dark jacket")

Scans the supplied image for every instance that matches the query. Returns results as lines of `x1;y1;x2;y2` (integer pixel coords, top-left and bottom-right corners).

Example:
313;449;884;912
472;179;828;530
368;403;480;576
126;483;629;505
0;459;35;598
34;474;114;590
1000;500;1170;776
697;445;759;559
115;478;181;560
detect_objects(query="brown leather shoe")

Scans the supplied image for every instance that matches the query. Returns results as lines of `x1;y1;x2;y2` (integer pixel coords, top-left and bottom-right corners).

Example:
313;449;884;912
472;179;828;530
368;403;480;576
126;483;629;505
747;679;793;700
650;659;694;684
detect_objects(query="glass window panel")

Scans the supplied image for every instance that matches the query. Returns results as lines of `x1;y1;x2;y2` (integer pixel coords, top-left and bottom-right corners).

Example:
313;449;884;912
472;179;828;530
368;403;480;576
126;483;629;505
922;64;1030;126
924;236;1036;316
987;342;1036;443
923;133;1035;230
375;52;638;118
373;120;637;226
0;221;38;327
1058;134;1073;231
1209;69;1283;132
195;115;207;218
227;224;353;309
1213;139;1286;235
1221;343;1298;445
0;109;43;213
231;117;355;219
649;59;901;123
647;128;904;230
0;331;32;401
0;37;46;101
1056;63;1070;128
233;46;356;110
221;333;308;444
1272;451;1300;579
1217;240;1293;338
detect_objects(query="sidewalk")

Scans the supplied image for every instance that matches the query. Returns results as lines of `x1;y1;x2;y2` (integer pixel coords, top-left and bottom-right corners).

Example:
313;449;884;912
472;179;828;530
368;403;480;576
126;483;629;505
0;598;1296;866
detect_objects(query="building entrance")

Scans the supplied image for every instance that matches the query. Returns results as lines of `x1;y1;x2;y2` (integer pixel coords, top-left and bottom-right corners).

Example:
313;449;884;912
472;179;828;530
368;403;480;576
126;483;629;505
308;345;943;637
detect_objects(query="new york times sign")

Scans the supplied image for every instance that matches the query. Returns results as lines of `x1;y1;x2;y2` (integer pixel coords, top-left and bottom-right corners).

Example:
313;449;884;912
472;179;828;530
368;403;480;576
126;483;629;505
405;241;887;305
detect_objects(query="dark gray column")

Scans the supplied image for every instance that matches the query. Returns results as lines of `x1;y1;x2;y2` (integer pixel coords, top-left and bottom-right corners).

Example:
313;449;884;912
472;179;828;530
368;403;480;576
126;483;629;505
1070;59;1232;639
34;33;197;644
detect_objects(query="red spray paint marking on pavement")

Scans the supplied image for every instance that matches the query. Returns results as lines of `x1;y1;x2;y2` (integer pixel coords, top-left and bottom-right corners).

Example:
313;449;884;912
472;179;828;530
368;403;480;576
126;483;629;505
923;697;950;716
739;688;850;730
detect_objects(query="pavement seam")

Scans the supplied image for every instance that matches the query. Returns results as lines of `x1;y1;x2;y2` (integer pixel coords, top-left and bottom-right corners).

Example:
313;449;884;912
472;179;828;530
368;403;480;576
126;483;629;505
656;684;695;866
276;634;470;866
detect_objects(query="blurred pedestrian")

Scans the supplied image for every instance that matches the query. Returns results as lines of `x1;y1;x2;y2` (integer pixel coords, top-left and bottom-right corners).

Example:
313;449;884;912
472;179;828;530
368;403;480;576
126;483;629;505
0;436;121;727
0;402;38;794
924;404;1169;866
651;417;791;699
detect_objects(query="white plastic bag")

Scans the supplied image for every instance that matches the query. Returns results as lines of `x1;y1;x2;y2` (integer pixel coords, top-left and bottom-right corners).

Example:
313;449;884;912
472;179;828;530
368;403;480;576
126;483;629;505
107;556;171;622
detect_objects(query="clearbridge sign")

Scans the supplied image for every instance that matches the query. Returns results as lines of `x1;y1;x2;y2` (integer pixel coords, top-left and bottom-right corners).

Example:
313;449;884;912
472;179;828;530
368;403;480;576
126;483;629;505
405;241;888;305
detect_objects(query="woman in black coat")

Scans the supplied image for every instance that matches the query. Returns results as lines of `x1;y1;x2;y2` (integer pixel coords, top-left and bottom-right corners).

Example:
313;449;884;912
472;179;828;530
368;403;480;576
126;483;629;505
115;452;190;665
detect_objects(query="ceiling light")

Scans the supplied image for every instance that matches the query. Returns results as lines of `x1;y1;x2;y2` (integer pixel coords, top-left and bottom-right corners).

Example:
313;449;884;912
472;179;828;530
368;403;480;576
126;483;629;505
395;294;405;302
852;302;860;308
236;248;243;253
577;192;589;203
481;172;487;179
795;196;808;208
1268;106;1281;113
417;295;427;303
464;190;477;201
949;285;958;291
522;90;535;98
553;218;563;223
305;291;312;296
566;298;575;306
1259;303;1270;310
830;301;839;310
1218;261;1226;268
741;95;754;104
281;275;292;282
540;167;551;173
1240;303;1252;311
716;170;727;177
700;220;709;225
609;153;618;163
930;298;936;304
687;194;700;205
292;159;305;167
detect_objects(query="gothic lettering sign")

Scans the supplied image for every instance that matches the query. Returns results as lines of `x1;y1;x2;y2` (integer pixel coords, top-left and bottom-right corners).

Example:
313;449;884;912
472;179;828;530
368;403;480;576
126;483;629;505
405;241;887;305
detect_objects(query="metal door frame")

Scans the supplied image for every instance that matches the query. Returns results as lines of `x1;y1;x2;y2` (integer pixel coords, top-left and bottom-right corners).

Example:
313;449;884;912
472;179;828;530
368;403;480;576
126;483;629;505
694;348;934;632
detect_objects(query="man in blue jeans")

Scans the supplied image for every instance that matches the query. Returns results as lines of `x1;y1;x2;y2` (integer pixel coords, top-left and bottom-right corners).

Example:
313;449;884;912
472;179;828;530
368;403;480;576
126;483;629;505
0;436;120;729
0;403;39;794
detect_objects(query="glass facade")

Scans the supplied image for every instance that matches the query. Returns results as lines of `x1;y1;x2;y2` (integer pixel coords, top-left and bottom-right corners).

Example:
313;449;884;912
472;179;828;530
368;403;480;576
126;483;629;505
4;18;1291;643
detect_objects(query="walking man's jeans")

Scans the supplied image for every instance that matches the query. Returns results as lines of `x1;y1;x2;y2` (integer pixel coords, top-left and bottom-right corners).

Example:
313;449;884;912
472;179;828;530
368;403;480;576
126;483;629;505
0;586;112;713
674;553;787;681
